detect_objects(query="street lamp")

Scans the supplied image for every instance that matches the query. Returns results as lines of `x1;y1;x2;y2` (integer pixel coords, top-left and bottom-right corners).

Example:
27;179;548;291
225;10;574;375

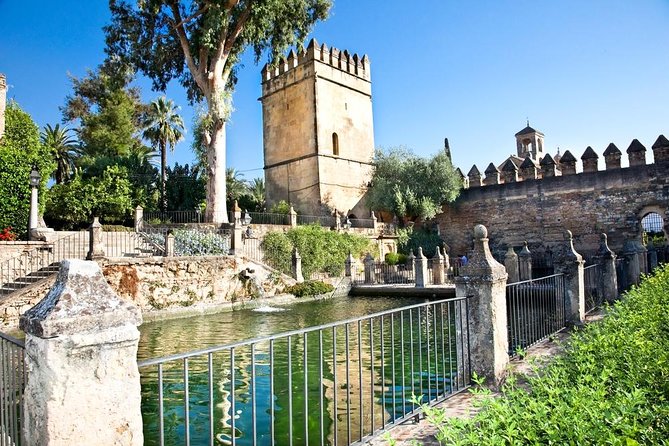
242;210;252;226
29;168;40;187
28;167;40;239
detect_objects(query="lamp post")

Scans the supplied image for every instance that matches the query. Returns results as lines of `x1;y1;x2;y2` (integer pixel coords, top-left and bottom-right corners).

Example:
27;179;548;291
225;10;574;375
242;210;252;226
28;167;40;240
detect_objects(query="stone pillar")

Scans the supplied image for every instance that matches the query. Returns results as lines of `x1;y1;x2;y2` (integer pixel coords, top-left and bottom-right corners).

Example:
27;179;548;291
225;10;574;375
292;247;304;282
504;246;519;283
454;225;508;386
345;252;355;277
432;248;444;285
414;247;428;287
87;217;105;260
407;251;416;274
165;231;175;257
364;253;375;284
647;239;658;271
289;206;297;227
442;246;451;279
555;230;585;327
19;260;143;446
231;201;243;255
622;239;640;286
634;238;648;275
595;233;618;303
134;206;144;232
334;209;341;231
518;241;532;281
371;211;378;231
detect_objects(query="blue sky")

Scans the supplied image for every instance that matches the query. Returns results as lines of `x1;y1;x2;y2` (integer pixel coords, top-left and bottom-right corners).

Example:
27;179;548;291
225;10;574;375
2;1;669;181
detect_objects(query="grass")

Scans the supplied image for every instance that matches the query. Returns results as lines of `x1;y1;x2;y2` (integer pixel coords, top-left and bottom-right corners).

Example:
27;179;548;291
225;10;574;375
417;263;669;445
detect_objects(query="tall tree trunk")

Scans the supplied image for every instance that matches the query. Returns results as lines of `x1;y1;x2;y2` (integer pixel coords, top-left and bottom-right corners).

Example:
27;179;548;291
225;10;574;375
161;140;167;212
205;121;228;223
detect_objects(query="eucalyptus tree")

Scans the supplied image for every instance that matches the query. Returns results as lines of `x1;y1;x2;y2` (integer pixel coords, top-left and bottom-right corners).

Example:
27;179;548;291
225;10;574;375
142;96;185;210
40;124;81;184
105;0;331;223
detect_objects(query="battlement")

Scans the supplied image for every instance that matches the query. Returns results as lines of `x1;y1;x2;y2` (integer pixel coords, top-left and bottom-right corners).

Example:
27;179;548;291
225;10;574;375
261;38;371;85
463;134;669;189
0;73;6;89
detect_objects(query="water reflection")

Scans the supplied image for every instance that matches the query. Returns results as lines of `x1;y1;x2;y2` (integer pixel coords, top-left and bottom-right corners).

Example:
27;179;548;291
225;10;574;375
138;296;468;445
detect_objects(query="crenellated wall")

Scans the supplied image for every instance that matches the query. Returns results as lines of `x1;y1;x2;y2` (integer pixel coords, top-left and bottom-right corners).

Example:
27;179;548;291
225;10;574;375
0;73;6;140
439;135;669;257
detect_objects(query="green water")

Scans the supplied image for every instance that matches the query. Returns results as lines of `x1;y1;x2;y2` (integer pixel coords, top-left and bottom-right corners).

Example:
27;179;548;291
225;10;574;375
138;295;465;445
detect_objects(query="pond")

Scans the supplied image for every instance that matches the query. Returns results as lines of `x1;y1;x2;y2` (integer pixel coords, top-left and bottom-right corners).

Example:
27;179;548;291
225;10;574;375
138;295;467;445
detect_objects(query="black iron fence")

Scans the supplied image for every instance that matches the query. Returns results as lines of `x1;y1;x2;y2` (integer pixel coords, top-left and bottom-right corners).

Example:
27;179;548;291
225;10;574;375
506;273;566;354
351;262;415;285
584;264;604;314
0;332;25;446
138;297;470;446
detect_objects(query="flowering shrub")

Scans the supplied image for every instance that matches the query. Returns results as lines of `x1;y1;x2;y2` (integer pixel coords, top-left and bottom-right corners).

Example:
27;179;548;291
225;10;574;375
145;229;230;256
0;227;17;241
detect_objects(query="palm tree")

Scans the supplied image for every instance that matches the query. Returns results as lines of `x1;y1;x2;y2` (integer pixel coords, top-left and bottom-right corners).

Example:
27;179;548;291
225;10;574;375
226;168;248;204
41;124;81;184
142;96;185;211
248;177;265;211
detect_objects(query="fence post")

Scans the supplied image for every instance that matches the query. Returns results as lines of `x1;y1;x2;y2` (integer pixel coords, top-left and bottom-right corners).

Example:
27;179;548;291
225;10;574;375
87;216;105;260
371;211;378;231
289;206;297;227
454;224;508;386
595;233;618;303
364;253;375;284
19;260;143;445
622;239;641;285
334;209;341;231
231;201;243;255
518;241;532;281
345;252;355;277
431;248;444;285
165;230;175;257
134;205;143;232
504;246;519;283
442;246;451;279
414;247;428;287
292;247;304;282
647;239;658;271
556;230;585;327
634;237;648;275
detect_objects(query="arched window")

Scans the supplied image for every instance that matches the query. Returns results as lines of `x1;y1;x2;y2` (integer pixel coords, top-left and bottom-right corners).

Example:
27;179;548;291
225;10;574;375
332;132;339;156
642;212;665;242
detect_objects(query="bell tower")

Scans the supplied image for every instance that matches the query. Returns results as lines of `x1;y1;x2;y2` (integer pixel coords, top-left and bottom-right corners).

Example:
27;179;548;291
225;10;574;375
514;121;544;162
260;39;375;216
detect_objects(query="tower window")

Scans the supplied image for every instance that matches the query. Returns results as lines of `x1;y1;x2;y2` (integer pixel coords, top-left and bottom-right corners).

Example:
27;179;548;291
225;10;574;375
332;132;339;156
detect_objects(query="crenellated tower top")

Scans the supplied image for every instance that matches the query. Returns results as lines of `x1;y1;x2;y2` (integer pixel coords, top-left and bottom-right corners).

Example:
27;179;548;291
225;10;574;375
0;73;7;141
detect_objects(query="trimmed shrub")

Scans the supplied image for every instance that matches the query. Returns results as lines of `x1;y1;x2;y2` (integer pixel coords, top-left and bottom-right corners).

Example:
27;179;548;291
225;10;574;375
384;252;408;265
420;263;669;445
396;226;443;257
284;280;334;297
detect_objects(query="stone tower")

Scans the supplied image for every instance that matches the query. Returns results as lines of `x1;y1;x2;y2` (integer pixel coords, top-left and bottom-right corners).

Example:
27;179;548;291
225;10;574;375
260;39;375;216
0;73;7;140
514;122;544;161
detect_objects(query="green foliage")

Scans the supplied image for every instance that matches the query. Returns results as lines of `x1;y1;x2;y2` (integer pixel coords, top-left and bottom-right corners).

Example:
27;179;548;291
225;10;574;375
45;165;135;228
366;146;462;222
384;252;408;265
147;229;229;256
261;225;371;277
40;124;81;184
284;280;334;297
396;226;443;258
165;163;206;211
0;102;55;238
420;264;669;445
270;200;292;214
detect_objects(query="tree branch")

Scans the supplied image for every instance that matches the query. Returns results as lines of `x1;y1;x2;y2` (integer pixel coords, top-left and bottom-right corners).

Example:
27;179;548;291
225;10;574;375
171;2;211;30
167;0;207;93
212;0;252;76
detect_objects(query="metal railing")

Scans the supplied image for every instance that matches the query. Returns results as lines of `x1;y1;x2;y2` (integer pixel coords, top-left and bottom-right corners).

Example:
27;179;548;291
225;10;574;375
143;211;204;225
351;263;415;285
0;332;25;446
348;219;374;229
141;227;231;257
248;212;291;226
506;273;566;354
138;297;471;446
0;231;89;296
297;215;336;227
584;264;603;314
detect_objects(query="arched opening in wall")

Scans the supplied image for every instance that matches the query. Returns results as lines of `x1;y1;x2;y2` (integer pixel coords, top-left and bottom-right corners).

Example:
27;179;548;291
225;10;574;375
641;211;668;265
332;133;339;156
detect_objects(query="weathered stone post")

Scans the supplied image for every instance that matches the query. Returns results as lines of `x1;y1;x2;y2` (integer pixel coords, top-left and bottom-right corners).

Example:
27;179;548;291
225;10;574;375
334;209;341;231
19;260;143;445
595;233;618;303
414;247;428;287
165;230;175;257
231;201;243;255
364;253;375;284
454;225;508;386
134;205;144;232
292;247;304;282
634;237;648;275
87;216;105;260
371;211;378;231
345;252;355;277
647;239;658;271
518;241;532;281
442;246;451;279
555;230;585;327
504;246;519;283
407;251;416;275
622;239;641;285
432;248;445;285
289;206;298;227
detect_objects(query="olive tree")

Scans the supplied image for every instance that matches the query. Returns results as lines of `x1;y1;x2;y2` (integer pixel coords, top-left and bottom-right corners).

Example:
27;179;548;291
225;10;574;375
105;0;331;223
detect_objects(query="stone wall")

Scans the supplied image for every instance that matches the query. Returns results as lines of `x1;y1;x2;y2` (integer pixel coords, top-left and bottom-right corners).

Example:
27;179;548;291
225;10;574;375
0;241;52;263
439;141;669;258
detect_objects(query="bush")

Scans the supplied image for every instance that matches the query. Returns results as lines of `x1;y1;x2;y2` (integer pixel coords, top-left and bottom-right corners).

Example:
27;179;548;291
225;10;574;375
396;226;443;257
421;263;669;445
284;280;334;297
261;224;372;277
146;229;230;256
384;252;408;265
